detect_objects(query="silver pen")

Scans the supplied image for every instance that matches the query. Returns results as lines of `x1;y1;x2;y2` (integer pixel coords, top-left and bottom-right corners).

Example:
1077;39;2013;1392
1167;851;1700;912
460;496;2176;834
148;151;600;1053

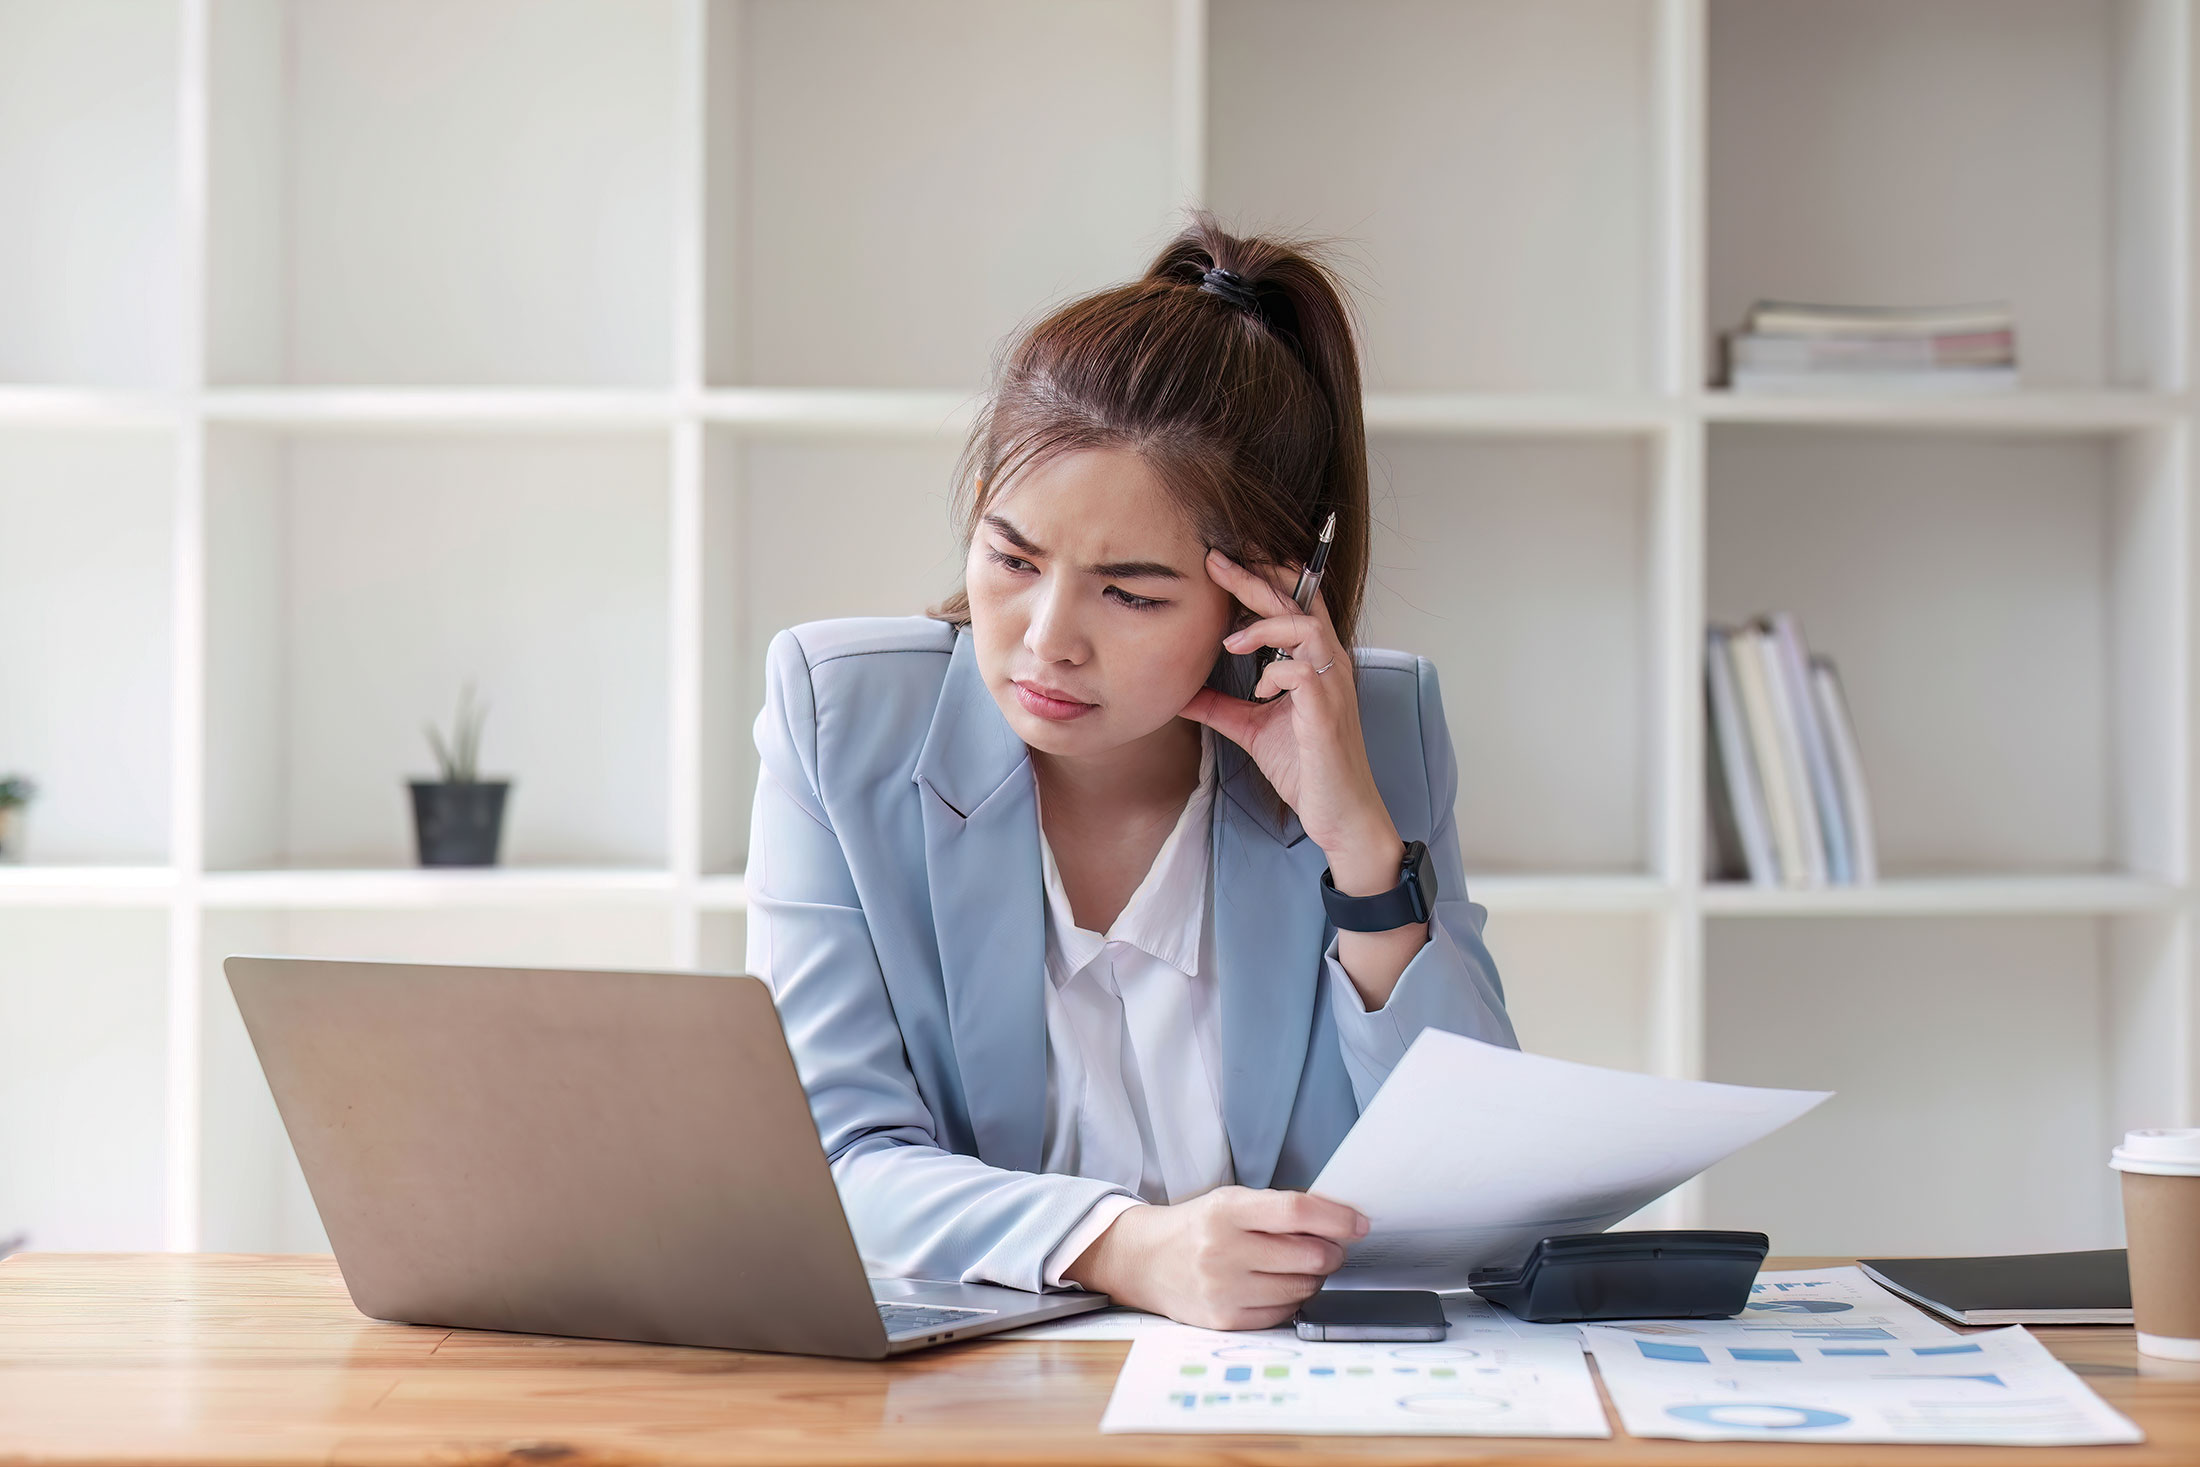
1252;511;1337;697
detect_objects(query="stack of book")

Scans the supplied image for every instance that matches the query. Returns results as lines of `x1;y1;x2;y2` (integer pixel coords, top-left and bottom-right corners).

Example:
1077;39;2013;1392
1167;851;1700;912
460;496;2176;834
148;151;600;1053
1723;300;2018;394
1706;617;1877;888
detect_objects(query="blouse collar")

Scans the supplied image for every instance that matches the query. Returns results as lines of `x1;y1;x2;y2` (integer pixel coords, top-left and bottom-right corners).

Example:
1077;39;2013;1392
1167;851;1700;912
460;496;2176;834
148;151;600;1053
1038;727;1216;982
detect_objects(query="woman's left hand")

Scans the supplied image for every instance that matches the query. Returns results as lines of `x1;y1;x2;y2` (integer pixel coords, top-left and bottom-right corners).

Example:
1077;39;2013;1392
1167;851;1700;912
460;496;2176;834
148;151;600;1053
1181;550;1404;897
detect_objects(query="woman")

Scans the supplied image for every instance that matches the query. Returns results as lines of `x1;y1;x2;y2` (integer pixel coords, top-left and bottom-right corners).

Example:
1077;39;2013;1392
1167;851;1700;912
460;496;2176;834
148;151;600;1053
746;217;1516;1332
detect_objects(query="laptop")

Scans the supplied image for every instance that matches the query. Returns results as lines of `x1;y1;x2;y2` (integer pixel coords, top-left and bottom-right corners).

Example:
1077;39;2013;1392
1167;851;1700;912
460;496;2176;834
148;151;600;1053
223;955;1109;1358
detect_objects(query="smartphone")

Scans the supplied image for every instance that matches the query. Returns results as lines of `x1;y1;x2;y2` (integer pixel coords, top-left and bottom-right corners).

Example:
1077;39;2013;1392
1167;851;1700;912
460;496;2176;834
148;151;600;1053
1292;1289;1448;1342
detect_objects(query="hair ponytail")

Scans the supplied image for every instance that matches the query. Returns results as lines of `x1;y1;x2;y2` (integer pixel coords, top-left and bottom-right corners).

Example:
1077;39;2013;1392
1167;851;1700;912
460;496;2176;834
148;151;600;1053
935;213;1371;653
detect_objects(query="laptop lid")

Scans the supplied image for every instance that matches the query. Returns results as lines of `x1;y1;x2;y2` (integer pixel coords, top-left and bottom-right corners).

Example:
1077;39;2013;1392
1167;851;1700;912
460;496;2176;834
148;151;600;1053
225;956;897;1359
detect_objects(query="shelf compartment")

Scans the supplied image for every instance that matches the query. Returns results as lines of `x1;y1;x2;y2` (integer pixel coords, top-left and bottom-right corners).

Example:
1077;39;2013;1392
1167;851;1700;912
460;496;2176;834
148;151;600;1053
1208;0;1657;392
202;427;673;871
0;908;169;1250
1707;425;2184;881
700;432;967;873
0;429;175;864
206;0;678;386
1362;433;1657;875
0;0;180;387
698;910;748;975
198;903;680;1252
1701;914;2161;1255
1484;912;1664;1077
1708;0;2183;390
707;0;1176;390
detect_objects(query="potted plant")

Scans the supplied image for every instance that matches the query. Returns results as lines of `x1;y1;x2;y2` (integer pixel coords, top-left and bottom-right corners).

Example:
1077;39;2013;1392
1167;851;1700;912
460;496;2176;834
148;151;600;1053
408;684;510;867
0;775;35;863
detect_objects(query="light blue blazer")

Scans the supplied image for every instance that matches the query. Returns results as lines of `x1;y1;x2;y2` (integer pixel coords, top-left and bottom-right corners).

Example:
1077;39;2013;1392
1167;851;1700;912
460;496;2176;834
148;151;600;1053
745;616;1517;1293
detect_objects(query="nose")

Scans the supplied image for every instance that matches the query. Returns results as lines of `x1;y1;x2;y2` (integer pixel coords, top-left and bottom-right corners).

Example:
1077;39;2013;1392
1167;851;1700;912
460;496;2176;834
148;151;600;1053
1023;575;1091;666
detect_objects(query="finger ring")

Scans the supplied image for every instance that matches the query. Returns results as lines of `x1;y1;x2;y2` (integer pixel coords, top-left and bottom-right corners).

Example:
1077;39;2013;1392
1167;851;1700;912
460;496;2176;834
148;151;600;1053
1314;657;1336;676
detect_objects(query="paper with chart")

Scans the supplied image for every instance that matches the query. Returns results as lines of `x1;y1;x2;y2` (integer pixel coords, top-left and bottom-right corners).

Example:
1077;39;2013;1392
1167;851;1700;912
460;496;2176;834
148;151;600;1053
1584;1324;2142;1446
1099;1322;1607;1436
1571;1267;1956;1344
1309;1029;1830;1289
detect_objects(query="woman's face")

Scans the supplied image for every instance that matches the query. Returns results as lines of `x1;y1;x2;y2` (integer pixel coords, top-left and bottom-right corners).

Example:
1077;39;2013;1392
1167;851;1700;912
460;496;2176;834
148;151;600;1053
966;447;1236;760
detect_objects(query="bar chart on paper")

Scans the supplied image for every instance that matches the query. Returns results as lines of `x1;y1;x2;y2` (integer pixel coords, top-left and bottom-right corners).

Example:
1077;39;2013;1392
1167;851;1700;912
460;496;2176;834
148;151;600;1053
1583;1326;2142;1446
1099;1326;1608;1437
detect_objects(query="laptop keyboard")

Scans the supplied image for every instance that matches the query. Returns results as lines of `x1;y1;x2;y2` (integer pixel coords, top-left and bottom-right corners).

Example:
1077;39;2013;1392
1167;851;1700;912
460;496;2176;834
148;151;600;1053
877;1301;995;1336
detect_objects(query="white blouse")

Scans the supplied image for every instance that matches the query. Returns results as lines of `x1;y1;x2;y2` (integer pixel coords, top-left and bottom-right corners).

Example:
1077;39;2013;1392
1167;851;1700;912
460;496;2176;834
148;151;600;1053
1035;730;1233;1286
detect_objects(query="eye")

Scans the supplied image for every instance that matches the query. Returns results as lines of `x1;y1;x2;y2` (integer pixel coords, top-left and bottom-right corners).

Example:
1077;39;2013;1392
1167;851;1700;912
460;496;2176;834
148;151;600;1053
1106;586;1168;611
987;547;1037;575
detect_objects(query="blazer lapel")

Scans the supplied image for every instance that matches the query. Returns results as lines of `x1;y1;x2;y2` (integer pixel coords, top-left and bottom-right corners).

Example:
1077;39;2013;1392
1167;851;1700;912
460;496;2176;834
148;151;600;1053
1211;739;1330;1190
912;631;1048;1173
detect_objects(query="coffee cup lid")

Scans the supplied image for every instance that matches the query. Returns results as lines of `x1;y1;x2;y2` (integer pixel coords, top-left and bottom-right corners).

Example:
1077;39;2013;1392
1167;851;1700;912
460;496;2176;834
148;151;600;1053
2113;1129;2200;1177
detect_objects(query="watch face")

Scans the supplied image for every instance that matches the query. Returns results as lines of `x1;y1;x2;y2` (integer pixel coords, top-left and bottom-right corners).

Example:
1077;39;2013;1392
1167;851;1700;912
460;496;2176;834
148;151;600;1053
1403;840;1435;919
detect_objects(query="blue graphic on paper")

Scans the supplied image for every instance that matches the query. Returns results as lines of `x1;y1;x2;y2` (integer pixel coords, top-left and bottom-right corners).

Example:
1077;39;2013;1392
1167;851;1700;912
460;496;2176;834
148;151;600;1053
1668;1403;1851;1431
1746;1299;1852;1314
1752;1326;1896;1341
1730;1347;1801;1362
1915;1342;1984;1356
1638;1341;1708;1363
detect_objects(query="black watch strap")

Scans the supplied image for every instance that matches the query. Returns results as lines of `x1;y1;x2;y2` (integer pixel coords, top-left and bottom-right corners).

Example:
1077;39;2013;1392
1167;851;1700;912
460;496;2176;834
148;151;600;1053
1320;840;1437;932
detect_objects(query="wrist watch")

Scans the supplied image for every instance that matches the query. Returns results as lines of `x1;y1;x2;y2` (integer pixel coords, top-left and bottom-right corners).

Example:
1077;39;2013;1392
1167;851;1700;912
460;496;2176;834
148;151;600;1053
1320;840;1437;932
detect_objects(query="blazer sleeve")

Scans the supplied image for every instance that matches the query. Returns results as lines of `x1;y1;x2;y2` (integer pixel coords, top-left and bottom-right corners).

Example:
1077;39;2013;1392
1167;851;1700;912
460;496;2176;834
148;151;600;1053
746;630;1134;1294
1321;655;1519;1108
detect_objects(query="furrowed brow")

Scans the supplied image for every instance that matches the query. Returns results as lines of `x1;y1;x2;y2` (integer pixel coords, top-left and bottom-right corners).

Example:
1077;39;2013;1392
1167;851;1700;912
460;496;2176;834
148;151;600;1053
1086;559;1184;581
982;514;1042;555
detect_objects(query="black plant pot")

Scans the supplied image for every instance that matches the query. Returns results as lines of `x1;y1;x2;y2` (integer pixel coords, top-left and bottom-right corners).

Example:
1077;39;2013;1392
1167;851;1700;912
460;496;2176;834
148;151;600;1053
408;780;510;867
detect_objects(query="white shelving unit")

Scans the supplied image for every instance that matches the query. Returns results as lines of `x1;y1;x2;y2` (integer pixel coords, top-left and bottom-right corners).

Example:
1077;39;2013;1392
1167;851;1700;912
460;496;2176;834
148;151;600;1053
1;0;2193;1262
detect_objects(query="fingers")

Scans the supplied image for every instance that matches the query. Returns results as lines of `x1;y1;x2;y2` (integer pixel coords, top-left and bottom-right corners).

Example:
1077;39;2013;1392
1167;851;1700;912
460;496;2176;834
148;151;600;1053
1205;548;1300;618
1223;612;1323;661
1252;655;1316;704
1241;1230;1351;1278
1226;1187;1371;1243
1178;685;1262;747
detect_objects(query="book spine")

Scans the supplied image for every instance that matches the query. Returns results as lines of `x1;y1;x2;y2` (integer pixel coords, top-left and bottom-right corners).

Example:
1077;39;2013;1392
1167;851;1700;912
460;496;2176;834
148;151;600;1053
1706;627;1778;886
1812;657;1877;884
1750;625;1826;886
1729;627;1807;886
1744;299;2016;337
1769;613;1852;885
1729;331;2015;369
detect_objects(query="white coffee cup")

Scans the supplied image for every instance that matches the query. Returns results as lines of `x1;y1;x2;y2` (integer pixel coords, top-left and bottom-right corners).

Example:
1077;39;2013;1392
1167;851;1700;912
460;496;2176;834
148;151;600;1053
2112;1128;2200;1360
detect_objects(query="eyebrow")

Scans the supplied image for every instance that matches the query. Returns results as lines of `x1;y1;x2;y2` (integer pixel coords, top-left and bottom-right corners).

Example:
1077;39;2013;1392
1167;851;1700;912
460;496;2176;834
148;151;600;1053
982;514;1185;581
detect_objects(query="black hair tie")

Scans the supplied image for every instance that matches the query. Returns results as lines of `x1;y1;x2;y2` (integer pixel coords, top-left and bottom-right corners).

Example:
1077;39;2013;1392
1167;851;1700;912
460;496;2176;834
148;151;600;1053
1199;266;1261;315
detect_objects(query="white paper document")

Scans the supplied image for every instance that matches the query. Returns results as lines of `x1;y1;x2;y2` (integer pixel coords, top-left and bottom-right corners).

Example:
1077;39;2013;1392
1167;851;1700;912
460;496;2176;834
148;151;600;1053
1099;1323;1608;1436
996;1267;1945;1346
1584;1323;2143;1446
1309;1030;1829;1288
998;1292;1533;1343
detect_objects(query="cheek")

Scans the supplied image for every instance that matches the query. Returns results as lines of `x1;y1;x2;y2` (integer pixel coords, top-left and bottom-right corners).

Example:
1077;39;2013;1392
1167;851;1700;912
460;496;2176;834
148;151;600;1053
1117;603;1233;703
963;553;1024;652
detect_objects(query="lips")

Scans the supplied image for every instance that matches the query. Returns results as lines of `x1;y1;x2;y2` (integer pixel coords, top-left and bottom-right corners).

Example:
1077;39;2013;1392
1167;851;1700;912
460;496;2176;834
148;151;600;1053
1012;679;1098;722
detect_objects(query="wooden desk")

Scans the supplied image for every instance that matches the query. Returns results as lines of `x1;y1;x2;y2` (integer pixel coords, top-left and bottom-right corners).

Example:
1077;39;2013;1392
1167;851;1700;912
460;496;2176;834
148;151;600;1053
1;1253;2191;1465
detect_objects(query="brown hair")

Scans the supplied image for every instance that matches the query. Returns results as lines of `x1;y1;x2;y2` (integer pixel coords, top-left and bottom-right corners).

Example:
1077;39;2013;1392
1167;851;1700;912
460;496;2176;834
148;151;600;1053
932;214;1368;681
